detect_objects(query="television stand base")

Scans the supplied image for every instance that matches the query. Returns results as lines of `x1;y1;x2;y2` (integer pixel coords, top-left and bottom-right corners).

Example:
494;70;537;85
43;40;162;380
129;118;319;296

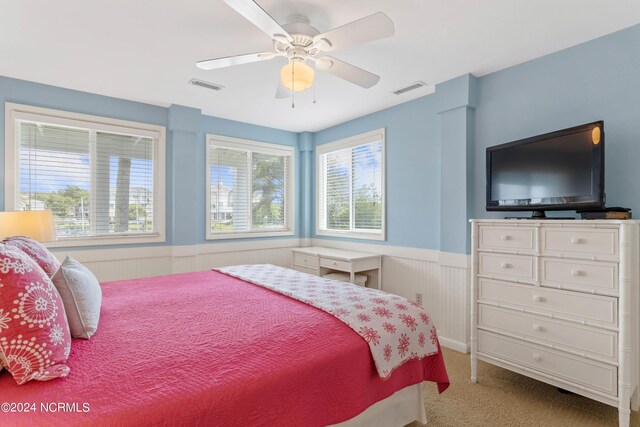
504;217;576;220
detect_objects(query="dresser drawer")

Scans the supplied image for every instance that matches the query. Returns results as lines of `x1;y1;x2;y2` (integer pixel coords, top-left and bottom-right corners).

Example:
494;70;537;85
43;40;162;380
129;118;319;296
478;279;617;327
478;225;536;253
478;253;536;283
478;330;617;395
541;258;618;295
478;305;617;362
541;227;618;260
319;257;351;272
293;253;318;269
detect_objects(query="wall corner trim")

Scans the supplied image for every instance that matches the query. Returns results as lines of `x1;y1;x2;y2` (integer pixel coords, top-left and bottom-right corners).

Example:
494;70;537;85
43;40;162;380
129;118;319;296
435;73;479;114
298;131;314;152
168;104;201;133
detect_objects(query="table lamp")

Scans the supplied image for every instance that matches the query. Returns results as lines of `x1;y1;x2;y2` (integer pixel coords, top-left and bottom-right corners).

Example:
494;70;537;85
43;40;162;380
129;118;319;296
0;210;57;242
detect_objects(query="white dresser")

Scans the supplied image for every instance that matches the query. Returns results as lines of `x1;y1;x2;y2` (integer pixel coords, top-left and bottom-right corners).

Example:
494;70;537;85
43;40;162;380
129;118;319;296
470;219;640;427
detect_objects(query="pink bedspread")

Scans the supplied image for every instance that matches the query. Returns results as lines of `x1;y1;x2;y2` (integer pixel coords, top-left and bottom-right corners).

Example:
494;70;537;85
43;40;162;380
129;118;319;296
1;270;449;426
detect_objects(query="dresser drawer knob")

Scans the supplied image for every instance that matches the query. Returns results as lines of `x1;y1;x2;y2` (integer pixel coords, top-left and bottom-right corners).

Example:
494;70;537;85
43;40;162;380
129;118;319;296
532;324;543;332
332;261;337;266
304;258;308;262
532;354;542;362
570;269;584;277
501;234;511;241
500;262;512;269
532;295;544;302
571;237;584;244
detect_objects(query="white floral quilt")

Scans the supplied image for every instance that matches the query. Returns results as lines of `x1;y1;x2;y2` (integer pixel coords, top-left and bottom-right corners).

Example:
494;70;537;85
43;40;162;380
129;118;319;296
215;264;440;379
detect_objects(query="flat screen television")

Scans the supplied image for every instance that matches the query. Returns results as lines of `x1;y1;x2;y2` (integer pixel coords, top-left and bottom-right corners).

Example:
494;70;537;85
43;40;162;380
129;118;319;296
486;121;604;218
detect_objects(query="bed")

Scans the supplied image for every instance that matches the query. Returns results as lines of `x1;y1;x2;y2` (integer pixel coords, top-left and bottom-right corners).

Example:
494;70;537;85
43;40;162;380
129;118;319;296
1;266;448;426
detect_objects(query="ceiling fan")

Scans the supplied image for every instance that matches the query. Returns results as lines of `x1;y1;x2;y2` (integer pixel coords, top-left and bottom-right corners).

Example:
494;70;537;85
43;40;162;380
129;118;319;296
196;0;395;97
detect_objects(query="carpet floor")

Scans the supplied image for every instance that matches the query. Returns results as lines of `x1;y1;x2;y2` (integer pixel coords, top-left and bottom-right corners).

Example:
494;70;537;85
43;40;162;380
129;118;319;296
412;348;640;427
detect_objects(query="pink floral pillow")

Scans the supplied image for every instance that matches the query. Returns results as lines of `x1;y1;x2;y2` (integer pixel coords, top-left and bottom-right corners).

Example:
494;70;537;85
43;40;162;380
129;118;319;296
4;236;61;278
0;245;71;385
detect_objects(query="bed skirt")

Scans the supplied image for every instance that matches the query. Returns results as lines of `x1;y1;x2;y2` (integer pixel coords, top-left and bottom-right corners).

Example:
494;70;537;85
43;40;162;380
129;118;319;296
333;383;427;427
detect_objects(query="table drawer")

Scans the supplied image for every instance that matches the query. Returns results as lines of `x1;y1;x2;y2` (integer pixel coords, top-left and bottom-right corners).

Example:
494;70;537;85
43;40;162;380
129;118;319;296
320;257;351;272
478;225;536;253
478;305;617;362
478;330;617;396
478;279;617;327
293;253;318;269
541;228;618;259
541;258;618;295
478;253;535;283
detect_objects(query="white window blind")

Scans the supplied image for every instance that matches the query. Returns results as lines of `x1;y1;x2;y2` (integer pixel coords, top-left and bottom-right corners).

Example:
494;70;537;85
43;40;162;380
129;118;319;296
207;135;294;239
7;104;165;245
317;129;385;240
210;146;249;232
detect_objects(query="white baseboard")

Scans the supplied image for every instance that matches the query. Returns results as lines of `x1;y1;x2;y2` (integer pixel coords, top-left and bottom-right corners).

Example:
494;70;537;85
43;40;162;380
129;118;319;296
438;336;470;354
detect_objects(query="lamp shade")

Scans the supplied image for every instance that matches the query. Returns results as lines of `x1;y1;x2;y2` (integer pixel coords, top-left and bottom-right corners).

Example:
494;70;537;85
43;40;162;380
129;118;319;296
0;210;57;242
280;61;314;92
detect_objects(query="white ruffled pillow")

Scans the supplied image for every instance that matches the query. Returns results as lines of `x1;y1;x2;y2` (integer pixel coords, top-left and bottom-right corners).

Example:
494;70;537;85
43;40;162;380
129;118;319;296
52;256;102;339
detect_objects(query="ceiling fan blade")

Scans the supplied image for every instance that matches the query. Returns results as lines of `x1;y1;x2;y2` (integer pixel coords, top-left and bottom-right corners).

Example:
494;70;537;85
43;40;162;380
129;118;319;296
275;82;289;99
196;52;275;70
313;12;394;52
316;56;380;88
224;0;293;43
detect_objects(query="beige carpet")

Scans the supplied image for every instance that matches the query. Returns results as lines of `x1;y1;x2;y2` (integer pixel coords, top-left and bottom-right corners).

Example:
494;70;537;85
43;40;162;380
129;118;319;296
411;348;640;427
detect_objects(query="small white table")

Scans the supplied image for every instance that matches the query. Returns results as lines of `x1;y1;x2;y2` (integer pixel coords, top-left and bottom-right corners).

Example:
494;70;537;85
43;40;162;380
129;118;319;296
291;246;382;289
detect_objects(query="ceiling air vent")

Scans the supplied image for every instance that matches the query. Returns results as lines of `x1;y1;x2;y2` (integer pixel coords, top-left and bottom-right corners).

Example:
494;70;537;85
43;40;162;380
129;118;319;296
189;78;224;91
393;81;426;95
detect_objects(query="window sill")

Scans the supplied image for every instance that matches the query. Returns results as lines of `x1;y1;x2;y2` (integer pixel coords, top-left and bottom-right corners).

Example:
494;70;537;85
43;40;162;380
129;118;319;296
206;230;295;240
316;229;385;241
45;233;165;248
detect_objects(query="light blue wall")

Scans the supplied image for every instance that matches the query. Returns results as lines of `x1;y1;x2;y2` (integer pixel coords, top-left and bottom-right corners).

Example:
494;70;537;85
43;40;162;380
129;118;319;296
474;24;640;219
3;23;639;254
311;96;442;250
0;76;299;248
436;74;477;254
310;24;640;254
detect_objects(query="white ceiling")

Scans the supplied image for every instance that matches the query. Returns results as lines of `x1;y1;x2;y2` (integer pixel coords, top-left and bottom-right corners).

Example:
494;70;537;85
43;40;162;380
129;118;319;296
2;1;640;132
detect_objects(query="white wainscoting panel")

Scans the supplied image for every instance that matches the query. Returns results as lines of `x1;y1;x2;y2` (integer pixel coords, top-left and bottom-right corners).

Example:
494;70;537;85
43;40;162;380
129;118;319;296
49;238;470;351
84;256;175;282
51;239;302;282
311;239;471;352
174;247;293;274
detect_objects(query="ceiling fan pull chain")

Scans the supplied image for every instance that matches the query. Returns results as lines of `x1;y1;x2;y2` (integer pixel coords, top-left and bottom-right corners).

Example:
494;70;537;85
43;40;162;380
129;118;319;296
313;81;317;104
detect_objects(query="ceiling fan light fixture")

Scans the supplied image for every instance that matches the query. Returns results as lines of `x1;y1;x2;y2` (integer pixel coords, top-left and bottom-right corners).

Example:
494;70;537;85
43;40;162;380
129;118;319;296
280;60;314;92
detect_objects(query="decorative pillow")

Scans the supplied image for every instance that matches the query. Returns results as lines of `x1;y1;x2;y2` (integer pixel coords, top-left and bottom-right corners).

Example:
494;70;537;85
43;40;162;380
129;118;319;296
4;236;61;278
0;246;71;385
52;256;101;339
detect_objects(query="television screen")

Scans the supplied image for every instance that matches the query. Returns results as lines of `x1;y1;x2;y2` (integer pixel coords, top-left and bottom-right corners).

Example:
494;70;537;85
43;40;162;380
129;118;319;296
486;121;604;215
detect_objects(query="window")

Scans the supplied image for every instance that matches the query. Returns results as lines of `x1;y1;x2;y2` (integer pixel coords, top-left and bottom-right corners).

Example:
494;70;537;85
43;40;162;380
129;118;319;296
317;128;385;240
4;103;166;246
206;134;294;239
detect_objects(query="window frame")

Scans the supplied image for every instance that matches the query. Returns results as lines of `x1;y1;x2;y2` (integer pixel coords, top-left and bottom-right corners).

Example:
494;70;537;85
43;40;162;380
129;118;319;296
4;102;166;247
316;128;386;241
205;133;295;240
